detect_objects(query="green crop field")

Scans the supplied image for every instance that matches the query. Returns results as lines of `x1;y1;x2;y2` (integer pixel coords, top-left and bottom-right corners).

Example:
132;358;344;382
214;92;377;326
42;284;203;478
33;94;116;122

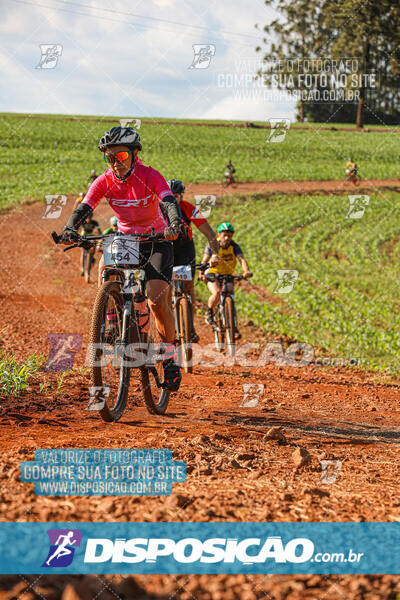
193;191;400;376
1;113;400;210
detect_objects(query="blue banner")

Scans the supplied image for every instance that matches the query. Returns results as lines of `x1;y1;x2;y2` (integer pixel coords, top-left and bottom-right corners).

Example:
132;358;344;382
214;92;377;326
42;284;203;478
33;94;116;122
0;522;399;574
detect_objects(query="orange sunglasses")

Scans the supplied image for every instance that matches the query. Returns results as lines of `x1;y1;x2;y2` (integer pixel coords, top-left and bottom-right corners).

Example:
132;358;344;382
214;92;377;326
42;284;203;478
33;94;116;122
103;150;132;164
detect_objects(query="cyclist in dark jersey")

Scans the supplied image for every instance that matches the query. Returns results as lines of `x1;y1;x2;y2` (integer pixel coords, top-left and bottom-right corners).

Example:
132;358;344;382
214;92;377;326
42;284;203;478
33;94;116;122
79;216;101;276
167;179;218;342
226;160;235;175
87;169;98;185
223;160;236;185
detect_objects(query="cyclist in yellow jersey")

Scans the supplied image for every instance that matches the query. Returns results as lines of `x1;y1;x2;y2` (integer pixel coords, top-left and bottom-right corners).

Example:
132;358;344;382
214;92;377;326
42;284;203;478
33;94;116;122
345;157;357;176
200;222;251;335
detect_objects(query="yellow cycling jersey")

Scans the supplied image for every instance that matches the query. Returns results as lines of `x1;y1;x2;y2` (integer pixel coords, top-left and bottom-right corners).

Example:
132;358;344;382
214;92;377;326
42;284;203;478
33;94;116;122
206;240;243;275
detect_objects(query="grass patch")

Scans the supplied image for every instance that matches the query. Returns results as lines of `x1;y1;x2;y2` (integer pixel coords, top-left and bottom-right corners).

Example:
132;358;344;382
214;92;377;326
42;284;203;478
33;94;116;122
0;351;44;396
193;190;400;376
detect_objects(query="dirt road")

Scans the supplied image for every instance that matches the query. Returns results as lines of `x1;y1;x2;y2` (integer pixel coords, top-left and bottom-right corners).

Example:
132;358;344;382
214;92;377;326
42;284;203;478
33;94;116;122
0;199;400;598
185;178;400;198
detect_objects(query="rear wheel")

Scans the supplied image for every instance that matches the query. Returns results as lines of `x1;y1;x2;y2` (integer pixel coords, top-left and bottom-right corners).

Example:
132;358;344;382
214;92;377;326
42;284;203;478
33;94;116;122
177;297;193;373
140;309;171;415
224;296;236;357
88;281;130;422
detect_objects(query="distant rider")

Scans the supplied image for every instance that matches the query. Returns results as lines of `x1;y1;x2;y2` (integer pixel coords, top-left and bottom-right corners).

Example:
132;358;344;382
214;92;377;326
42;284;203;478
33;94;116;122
200;222;251;339
102;215;118;236
345;157;357;178
167;179;219;342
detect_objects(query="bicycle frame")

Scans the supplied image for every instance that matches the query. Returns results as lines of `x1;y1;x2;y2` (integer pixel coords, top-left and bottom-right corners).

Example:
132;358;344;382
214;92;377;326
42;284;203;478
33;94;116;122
101;265;162;385
51;229;171;418
207;275;238;327
216;275;236;330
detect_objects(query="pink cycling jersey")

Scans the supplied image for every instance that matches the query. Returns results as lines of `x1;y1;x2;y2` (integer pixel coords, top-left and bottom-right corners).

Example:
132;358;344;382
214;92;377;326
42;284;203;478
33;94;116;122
83;162;171;234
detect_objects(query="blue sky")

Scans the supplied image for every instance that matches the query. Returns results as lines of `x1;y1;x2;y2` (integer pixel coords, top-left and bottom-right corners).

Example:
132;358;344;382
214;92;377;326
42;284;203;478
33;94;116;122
0;0;296;120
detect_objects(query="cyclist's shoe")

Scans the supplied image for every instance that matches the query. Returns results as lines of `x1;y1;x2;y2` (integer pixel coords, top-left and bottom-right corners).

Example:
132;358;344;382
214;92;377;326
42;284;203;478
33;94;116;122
191;330;200;343
205;308;215;327
162;358;182;391
80;269;84;276
234;329;242;340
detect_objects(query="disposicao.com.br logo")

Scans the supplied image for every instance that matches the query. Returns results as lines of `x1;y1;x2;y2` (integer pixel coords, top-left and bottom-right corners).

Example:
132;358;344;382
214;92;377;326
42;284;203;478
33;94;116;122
83;536;314;564
40;532;365;570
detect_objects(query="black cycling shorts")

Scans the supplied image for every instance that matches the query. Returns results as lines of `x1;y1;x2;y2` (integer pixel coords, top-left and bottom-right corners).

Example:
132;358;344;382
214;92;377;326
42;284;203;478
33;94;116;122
139;241;173;284
173;241;196;277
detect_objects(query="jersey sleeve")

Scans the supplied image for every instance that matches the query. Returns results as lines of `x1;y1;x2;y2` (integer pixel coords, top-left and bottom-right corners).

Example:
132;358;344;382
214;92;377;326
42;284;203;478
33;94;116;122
148;167;173;201
233;241;243;256
181;201;207;228
83;174;108;211
204;243;212;256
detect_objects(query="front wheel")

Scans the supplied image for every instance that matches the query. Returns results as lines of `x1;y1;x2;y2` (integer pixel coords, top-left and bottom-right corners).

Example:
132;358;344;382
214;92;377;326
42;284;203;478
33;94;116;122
224;296;236;357
88;281;130;422
140;309;171;415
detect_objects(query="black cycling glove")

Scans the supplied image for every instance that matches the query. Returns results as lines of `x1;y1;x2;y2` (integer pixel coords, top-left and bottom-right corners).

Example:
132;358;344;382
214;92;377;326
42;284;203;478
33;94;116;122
59;227;79;244
161;194;183;229
65;202;93;231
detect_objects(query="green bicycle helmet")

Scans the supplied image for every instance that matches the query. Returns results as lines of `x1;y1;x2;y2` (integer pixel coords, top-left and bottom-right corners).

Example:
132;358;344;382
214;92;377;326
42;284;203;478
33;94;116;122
217;222;235;233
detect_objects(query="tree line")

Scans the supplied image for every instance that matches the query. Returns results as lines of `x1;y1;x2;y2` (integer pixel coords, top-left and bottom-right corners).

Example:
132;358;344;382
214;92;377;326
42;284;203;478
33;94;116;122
255;0;400;127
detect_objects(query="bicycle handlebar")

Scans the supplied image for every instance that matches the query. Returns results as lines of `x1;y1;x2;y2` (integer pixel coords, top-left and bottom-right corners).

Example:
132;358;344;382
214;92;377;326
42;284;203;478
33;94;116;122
204;272;253;282
51;229;166;252
195;262;210;272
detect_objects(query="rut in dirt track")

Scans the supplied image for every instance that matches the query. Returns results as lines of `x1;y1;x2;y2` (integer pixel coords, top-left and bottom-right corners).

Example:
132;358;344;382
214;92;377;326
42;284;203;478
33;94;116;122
0;198;400;527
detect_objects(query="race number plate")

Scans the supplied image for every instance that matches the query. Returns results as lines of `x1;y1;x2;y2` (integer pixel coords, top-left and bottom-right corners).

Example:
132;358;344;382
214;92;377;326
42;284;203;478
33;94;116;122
103;235;140;267
172;265;192;281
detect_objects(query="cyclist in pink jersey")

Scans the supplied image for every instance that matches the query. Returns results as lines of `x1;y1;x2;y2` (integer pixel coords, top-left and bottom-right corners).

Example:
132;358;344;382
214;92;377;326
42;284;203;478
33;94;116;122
59;126;184;391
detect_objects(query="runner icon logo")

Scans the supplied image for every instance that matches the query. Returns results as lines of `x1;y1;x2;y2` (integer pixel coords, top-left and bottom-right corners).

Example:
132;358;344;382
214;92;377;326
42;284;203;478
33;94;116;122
119;118;141;130
194;195;216;218
36;44;63;69
319;460;342;485
346;195;370;219
267;119;291;143
42;195;67;219
274;270;299;294
43;334;82;372
189;45;216;69
42;529;82;567
87;386;110;411
240;383;265;408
